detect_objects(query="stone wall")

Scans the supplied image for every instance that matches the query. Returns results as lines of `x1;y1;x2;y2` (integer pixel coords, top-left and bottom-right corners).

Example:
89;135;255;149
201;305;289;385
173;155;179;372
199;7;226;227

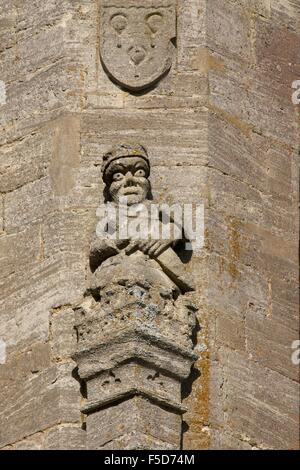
205;0;299;450
0;0;299;449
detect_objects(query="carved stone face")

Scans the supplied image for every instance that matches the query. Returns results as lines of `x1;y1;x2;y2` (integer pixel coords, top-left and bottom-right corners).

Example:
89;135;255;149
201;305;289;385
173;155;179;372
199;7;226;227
100;0;176;91
106;156;150;205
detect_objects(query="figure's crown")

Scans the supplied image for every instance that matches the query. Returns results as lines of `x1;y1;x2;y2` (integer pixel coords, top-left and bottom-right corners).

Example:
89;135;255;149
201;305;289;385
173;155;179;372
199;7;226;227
102;143;150;181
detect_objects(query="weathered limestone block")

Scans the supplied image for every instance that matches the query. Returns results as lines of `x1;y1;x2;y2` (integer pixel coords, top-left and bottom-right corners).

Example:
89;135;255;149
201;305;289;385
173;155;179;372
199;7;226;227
216;347;299;449
44;425;86;450
8;434;45;450
4;177;55;234
271;0;300;31
0;195;4;233
50;307;77;361
207;0;252;63
87;396;182;450
0;361;81;448
49;115;81;197
0;128;49;194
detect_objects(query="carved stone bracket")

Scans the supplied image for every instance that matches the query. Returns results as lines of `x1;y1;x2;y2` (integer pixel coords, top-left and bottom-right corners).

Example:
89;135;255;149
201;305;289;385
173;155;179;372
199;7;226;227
73;288;198;449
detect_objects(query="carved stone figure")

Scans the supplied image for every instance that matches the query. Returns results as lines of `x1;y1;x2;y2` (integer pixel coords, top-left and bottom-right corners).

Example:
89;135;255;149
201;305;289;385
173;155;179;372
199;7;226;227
73;143;198;450
90;143;195;296
100;0;176;91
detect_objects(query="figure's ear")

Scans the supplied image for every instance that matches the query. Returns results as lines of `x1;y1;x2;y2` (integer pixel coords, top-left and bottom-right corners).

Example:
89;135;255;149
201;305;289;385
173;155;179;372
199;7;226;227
103;185;111;203
146;181;153;201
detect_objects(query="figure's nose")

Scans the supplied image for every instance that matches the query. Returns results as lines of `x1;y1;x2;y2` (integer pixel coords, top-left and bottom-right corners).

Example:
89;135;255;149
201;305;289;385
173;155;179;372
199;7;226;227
128;45;146;65
124;172;136;186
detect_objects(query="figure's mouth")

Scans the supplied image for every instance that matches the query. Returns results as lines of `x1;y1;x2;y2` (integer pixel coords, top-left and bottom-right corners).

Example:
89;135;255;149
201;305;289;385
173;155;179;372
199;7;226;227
128;45;146;66
123;187;139;195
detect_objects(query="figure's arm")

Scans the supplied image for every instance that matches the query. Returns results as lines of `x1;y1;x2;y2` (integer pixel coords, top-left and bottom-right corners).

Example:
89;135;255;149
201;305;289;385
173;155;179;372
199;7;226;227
89;235;120;272
143;218;183;258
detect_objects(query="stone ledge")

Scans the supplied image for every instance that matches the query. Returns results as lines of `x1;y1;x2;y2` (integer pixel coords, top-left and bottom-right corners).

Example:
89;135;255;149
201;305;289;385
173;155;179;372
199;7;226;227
73;326;198;380
81;387;187;415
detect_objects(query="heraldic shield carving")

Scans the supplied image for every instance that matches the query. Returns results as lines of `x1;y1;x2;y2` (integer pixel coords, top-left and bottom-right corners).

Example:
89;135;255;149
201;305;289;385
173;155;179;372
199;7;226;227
100;0;176;91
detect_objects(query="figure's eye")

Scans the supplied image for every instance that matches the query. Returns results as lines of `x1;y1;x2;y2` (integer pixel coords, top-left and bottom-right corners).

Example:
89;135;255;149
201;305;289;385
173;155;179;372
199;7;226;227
112;172;124;181
134;169;146;177
111;14;127;34
146;13;163;34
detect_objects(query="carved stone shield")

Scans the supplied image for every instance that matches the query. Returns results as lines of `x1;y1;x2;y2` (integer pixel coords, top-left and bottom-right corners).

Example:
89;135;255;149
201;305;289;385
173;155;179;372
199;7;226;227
100;0;176;91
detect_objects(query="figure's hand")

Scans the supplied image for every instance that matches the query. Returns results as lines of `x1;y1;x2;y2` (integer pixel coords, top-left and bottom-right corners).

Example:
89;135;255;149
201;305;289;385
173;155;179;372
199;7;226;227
136;240;173;258
125;239;173;257
147;240;174;257
125;239;143;255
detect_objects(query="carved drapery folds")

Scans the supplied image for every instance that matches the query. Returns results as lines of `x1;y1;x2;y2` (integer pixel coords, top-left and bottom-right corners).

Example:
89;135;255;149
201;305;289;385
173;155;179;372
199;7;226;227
73;144;198;450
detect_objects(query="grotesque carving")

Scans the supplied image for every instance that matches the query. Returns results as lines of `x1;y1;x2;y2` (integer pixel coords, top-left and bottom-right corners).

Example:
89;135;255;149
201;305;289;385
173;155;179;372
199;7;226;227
90;143;195;310
100;0;176;91
73;143;198;450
